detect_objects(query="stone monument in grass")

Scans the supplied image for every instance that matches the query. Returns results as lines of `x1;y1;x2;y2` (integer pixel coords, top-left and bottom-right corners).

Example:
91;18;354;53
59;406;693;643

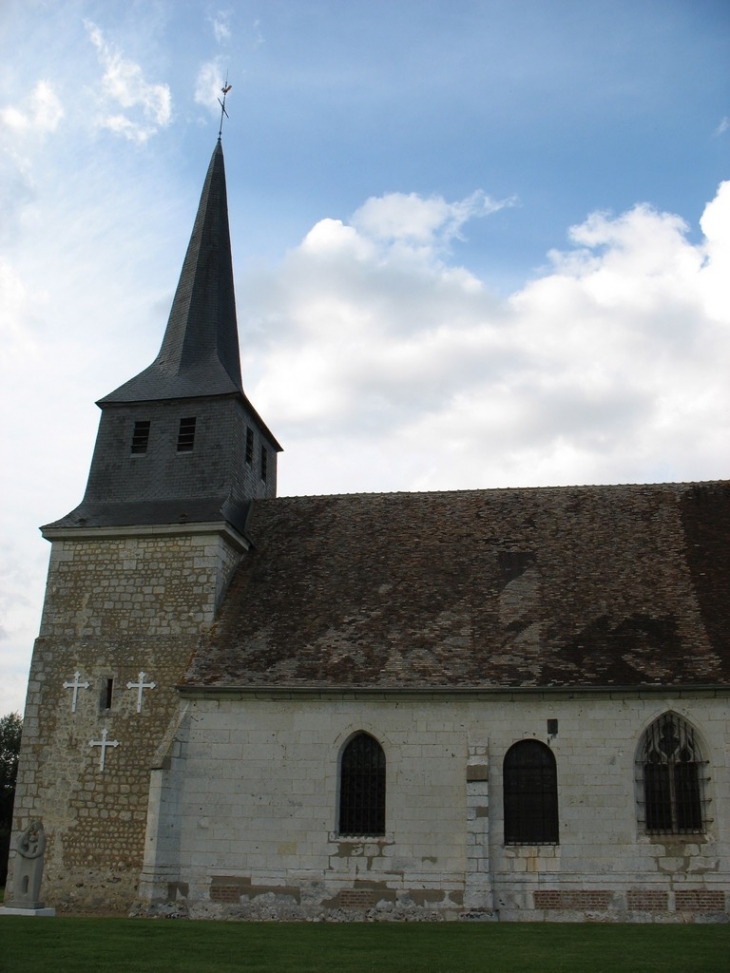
1;820;55;917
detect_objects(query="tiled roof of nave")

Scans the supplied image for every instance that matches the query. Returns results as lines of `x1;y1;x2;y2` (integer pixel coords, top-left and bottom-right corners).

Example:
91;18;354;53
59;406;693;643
185;480;730;690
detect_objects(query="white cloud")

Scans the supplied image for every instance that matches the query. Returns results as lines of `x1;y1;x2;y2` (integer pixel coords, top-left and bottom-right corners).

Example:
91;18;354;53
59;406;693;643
85;21;171;142
698;180;730;322
302;218;376;260
99;114;151;144
351;190;515;250
714;116;729;136
0;257;37;352
0;150;35;247
0;80;64;134
211;10;232;44
244;183;730;497
195;59;227;113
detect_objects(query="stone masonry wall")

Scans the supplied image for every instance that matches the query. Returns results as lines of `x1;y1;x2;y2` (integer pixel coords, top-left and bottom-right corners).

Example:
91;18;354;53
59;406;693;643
140;692;730;922
7;529;242;913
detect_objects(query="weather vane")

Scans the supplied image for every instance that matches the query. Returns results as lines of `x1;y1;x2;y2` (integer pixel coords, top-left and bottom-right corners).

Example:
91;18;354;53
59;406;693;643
217;74;232;140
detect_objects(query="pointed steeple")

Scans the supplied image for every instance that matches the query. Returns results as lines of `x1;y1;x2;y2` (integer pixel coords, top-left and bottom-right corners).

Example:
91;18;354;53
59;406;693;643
44;139;281;537
100;141;243;403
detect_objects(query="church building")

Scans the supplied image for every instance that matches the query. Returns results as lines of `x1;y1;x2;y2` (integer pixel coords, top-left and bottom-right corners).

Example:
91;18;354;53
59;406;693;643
6;138;730;921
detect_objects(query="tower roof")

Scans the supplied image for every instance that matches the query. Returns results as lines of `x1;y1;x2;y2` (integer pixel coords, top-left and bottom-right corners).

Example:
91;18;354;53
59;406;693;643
100;141;243;404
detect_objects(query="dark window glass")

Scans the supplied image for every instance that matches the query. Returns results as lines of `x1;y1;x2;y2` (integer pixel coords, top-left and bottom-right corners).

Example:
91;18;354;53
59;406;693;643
260;445;268;481
101;678;114;711
644;762;672;831
503;740;559;844
339;733;386;837
177;417;196;452
245;427;254;465
675;758;703;831
131;420;151;454
640;714;705;834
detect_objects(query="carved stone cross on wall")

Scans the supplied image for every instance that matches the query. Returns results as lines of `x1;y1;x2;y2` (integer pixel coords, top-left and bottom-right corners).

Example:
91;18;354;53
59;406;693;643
62;671;90;713
89;728;120;771
126;671;157;713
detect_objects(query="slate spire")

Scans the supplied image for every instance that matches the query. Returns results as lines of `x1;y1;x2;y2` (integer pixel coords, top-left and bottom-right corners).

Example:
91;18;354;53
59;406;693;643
100;141;243;403
44;138;280;535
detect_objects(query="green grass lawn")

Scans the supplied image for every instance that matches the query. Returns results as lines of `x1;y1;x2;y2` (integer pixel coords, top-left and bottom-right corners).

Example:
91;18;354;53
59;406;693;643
0;918;728;973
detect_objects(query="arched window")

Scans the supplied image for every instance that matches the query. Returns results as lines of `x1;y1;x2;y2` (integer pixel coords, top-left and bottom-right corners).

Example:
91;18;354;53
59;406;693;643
339;733;386;837
638;713;707;834
503;740;559;844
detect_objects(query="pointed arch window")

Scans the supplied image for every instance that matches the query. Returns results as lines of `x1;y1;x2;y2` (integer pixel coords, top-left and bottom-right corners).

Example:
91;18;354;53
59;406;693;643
339;733;385;837
503;740;559;844
638;713;708;834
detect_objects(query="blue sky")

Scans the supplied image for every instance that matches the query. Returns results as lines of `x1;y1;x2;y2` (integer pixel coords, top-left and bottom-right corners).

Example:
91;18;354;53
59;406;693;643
0;0;728;713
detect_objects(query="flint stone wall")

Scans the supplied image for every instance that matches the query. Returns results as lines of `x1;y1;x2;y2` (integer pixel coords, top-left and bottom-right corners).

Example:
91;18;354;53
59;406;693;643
7;529;241;913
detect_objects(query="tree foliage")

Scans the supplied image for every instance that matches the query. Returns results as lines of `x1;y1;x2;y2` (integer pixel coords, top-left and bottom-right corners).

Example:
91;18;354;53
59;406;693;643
0;711;22;886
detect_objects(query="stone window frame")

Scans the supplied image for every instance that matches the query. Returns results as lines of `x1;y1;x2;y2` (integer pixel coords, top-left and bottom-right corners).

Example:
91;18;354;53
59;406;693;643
635;712;710;836
337;731;386;838
503;739;559;845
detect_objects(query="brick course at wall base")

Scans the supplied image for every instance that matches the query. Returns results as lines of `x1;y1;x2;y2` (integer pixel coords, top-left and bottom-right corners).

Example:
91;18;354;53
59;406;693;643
626;890;670;911
534;891;613;910
675;890;726;912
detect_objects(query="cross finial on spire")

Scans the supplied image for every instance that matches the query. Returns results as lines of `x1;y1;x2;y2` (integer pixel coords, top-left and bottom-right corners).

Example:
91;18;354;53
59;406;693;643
218;74;232;140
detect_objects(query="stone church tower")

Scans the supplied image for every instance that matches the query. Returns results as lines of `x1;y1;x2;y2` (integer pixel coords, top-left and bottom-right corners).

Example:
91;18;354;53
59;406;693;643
6;139;280;911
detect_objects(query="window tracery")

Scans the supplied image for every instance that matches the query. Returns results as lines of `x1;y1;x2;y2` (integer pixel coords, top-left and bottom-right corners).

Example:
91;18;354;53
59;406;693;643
638;713;707;834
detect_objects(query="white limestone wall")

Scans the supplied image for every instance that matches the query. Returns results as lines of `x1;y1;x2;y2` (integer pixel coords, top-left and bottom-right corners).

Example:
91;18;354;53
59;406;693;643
144;692;730;920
